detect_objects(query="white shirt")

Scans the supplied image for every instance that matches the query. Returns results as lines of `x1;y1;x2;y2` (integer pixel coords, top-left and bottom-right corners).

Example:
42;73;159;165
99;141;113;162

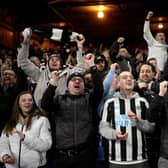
143;20;168;71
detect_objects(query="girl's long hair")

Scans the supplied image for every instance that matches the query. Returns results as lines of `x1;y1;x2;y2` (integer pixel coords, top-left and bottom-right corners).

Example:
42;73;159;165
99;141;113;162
3;91;46;135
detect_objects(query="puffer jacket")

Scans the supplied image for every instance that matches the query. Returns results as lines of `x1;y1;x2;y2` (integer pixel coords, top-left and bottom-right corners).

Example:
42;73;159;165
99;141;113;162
0;116;52;168
41;67;103;149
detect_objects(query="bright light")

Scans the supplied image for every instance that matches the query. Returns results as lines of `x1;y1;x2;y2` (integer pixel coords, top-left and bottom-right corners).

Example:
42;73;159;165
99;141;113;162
158;23;164;29
97;11;104;18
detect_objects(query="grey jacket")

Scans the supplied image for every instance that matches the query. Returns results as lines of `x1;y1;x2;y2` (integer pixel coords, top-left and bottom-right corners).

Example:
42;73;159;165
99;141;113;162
17;41;87;108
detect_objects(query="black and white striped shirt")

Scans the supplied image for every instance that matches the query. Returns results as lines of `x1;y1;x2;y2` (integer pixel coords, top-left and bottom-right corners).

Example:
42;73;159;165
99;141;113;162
101;92;149;163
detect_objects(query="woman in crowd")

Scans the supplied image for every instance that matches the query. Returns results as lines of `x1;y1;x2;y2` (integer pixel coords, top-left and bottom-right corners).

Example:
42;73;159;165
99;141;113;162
0;91;52;168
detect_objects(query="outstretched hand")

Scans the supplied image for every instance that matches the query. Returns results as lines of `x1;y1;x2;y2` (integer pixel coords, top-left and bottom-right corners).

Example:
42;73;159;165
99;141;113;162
22;28;32;43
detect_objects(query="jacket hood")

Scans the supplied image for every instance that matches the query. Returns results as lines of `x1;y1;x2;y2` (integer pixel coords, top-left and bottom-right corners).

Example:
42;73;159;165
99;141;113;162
113;91;140;99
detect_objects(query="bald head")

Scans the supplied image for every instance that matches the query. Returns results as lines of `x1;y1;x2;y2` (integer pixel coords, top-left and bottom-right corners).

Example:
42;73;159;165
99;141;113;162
118;71;135;92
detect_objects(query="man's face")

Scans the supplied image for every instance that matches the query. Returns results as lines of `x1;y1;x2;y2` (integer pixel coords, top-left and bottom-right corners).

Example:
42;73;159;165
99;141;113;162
68;76;85;95
48;57;61;71
119;71;135;91
2;70;16;85
95;60;106;72
119;48;131;58
4;58;12;67
139;64;154;83
155;32;166;44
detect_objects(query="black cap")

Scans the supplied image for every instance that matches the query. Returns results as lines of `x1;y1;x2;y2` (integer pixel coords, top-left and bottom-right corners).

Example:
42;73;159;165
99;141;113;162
94;54;106;64
67;72;84;86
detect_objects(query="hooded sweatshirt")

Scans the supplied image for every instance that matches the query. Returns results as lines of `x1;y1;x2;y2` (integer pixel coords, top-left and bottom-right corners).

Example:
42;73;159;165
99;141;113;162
99;91;150;164
17;41;88;108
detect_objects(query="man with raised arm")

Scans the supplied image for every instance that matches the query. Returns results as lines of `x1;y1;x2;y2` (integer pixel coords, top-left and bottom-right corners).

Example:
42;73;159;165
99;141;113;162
143;11;168;74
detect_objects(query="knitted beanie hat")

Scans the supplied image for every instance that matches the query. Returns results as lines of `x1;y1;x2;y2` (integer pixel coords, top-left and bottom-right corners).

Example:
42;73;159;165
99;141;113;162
67;72;84;86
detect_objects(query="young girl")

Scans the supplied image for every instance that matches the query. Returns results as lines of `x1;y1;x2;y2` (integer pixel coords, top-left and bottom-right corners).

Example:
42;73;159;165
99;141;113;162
0;91;52;168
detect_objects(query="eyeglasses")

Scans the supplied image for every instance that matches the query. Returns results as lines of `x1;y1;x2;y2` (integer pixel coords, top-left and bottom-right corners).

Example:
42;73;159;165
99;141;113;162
70;77;84;82
3;72;15;76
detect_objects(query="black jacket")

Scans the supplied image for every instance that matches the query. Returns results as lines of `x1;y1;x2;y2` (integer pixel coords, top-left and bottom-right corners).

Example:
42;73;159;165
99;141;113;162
148;92;168;159
41;67;103;149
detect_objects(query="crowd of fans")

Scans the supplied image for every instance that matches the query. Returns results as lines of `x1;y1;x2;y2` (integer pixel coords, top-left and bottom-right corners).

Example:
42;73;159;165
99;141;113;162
0;11;168;168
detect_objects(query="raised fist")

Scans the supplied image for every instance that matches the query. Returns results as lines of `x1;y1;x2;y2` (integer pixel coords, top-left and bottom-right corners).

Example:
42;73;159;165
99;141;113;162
146;11;154;20
22;28;32;43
